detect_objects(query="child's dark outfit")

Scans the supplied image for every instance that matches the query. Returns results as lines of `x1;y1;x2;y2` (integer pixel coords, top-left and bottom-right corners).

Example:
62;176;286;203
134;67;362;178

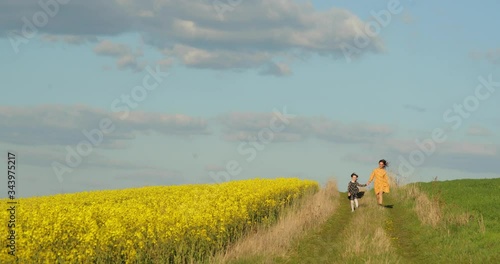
348;181;366;200
347;181;366;211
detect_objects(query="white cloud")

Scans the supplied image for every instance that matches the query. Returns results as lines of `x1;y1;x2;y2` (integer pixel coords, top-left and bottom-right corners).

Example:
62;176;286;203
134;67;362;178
260;62;292;76
93;40;146;71
94;40;131;56
1;0;385;74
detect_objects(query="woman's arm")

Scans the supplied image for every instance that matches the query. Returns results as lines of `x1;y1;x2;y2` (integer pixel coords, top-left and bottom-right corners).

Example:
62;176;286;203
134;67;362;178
367;170;375;185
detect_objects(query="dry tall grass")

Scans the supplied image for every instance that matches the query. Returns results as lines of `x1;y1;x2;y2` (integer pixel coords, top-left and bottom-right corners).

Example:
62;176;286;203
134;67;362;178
213;179;339;263
414;191;442;227
399;182;488;235
478;214;486;234
340;193;401;263
399;183;442;227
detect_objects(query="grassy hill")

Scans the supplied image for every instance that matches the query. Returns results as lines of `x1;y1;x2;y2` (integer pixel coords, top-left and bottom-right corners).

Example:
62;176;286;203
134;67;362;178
222;178;500;264
399;178;500;263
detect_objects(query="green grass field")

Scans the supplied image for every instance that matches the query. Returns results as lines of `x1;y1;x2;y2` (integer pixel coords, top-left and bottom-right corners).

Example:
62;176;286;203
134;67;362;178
223;178;500;264
403;178;500;263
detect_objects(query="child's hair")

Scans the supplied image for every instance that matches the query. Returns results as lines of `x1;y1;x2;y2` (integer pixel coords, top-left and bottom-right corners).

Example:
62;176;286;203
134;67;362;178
351;173;358;178
379;159;389;168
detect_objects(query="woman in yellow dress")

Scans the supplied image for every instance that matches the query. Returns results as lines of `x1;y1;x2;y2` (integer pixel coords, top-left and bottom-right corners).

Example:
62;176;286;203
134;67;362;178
366;159;390;206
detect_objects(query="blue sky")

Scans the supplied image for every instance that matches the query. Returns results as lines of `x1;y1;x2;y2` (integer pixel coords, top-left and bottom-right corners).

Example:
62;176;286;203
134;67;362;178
1;0;499;197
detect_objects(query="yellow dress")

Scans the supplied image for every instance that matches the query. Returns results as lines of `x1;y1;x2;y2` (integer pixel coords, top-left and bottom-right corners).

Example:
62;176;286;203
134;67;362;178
369;168;390;194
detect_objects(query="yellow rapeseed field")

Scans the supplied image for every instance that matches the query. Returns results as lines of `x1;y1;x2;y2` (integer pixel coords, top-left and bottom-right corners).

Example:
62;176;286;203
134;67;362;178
0;177;318;263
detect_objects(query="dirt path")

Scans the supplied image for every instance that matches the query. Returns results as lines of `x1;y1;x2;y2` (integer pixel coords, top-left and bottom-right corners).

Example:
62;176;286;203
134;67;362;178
278;192;405;264
275;194;355;264
226;190;431;264
384;192;438;263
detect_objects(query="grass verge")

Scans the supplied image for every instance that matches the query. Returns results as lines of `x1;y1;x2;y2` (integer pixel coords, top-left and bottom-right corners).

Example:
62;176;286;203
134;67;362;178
214;179;339;264
386;178;500;263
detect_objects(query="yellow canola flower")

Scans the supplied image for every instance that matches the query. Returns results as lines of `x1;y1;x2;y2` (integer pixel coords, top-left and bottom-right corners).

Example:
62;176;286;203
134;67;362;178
0;177;318;263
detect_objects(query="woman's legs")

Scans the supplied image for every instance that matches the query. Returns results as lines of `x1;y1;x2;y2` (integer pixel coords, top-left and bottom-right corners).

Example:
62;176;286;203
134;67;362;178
376;192;383;205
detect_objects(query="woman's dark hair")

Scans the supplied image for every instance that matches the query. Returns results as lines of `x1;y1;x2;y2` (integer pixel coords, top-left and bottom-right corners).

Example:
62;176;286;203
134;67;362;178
351;173;358;178
379;159;389;168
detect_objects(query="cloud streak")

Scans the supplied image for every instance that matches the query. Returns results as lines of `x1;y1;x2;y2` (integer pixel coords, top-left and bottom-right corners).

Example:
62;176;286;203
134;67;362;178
403;104;426;113
93;40;146;71
0;105;211;146
466;124;492;137
41;34;98;45
470;48;500;65
14;146;158;171
217;112;394;143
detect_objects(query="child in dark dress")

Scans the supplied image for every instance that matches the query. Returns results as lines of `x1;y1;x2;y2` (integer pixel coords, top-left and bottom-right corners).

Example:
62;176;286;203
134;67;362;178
348;173;366;212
